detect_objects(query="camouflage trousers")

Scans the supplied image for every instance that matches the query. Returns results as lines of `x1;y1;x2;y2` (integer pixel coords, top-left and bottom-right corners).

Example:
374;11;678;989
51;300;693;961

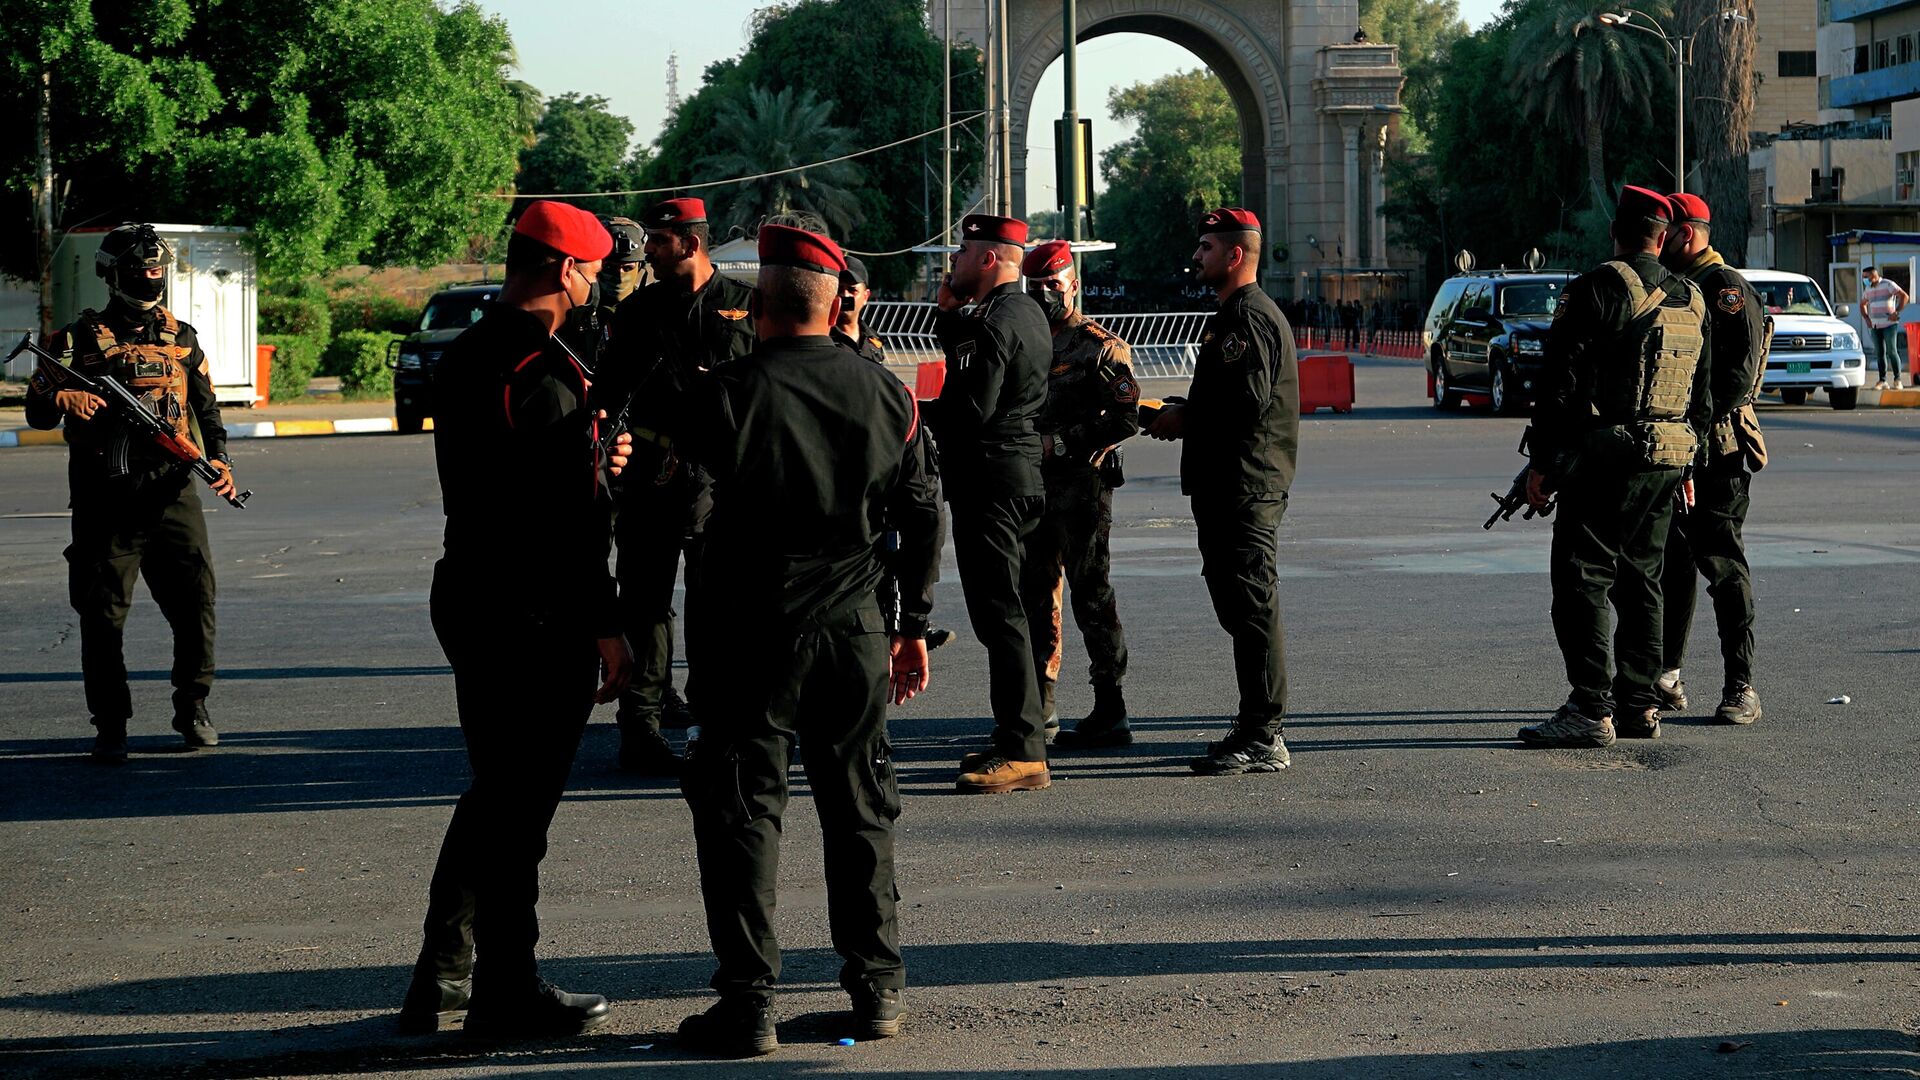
1018;469;1128;692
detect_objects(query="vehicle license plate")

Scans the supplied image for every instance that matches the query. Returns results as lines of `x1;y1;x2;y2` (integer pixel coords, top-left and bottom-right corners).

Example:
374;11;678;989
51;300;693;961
1787;361;1811;374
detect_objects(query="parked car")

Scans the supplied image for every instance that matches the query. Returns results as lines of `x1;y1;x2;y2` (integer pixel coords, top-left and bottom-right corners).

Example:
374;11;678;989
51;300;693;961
1423;269;1575;414
1741;270;1866;410
388;284;499;433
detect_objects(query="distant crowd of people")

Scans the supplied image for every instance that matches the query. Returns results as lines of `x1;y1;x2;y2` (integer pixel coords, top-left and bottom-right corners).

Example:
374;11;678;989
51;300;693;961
1280;297;1422;348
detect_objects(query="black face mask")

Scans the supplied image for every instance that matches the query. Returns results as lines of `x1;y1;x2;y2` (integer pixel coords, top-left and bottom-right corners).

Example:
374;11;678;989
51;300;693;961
1029;287;1069;323
555;271;602;370
114;269;166;309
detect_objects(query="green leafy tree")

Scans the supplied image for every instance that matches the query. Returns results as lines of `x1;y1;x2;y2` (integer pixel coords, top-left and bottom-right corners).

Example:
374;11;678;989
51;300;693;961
1509;0;1674;206
517;93;642;215
1;0;522;287
647;0;984;289
1095;69;1241;283
694;86;864;238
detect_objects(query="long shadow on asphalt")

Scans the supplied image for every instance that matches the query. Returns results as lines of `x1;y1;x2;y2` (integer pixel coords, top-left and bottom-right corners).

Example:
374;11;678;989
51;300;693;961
0;664;452;684
0;710;1558;821
9;1023;1903;1080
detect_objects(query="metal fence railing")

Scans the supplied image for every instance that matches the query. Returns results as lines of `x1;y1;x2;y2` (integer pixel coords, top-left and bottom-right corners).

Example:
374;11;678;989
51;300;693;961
864;303;1427;378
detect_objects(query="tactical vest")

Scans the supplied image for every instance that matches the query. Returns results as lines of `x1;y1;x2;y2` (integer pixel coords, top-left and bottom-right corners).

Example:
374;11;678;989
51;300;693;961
75;307;203;453
1597;263;1705;468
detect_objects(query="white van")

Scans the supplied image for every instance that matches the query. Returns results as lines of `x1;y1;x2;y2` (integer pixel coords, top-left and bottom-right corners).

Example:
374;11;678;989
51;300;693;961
1743;270;1868;410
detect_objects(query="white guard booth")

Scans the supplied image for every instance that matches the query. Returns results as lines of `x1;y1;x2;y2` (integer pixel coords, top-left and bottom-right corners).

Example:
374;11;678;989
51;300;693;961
51;224;259;405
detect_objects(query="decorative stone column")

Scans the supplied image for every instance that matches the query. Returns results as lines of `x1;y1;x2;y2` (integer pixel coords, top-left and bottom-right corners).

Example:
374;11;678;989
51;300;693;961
1340;119;1362;267
1314;43;1405;280
1370;124;1388;265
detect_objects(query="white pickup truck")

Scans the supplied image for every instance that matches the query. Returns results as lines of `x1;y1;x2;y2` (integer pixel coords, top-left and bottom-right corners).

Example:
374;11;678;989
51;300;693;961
1742;270;1868;410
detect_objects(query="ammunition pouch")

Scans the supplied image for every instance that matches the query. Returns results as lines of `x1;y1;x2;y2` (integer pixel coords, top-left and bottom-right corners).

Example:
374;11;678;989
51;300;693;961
1632;420;1697;469
1732;403;1768;472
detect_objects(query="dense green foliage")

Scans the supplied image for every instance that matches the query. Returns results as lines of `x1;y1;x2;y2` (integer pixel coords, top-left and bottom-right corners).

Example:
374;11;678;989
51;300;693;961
2;0;522;281
259;292;332;343
1383;0;1675;280
327;330;396;401
1095;70;1242;284
329;291;417;337
1360;0;1470;148
647;0;984;289
696;86;865;238
516;93;651;217
261;333;321;403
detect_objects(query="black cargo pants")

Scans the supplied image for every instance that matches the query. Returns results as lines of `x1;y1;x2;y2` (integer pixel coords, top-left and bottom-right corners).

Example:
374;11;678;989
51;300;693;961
1550;464;1681;717
65;471;217;725
416;562;598;990
682;600;903;1005
1191;492;1289;741
612;462;708;731
1020;470;1128;694
1662;462;1756;689
951;494;1049;760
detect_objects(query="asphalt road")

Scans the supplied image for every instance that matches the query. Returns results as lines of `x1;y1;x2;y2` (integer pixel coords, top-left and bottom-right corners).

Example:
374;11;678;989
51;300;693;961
1;357;1916;1079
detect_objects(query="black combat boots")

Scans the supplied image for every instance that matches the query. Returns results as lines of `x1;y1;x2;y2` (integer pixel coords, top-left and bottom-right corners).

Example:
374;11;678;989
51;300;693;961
1054;684;1132;749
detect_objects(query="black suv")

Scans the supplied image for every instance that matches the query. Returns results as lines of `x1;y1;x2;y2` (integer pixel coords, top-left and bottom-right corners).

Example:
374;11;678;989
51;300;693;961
388;284;500;433
1423;270;1574;414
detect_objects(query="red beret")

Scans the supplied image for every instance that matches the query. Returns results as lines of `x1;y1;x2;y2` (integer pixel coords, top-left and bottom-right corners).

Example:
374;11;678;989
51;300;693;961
1021;239;1073;277
641;198;707;228
757;223;846;277
960;214;1028;246
514;200;613;262
1667;192;1710;224
1618;185;1673;224
1199;207;1261;234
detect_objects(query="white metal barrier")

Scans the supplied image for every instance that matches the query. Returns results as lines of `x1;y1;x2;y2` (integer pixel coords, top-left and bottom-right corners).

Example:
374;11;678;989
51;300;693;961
862;302;1212;379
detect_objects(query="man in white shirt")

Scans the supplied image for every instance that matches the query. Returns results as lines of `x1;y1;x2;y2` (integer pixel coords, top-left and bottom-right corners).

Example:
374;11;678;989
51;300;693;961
1860;266;1908;389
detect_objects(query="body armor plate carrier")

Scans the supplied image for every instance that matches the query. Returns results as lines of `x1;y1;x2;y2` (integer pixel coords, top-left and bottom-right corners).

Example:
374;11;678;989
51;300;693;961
1598;262;1706;469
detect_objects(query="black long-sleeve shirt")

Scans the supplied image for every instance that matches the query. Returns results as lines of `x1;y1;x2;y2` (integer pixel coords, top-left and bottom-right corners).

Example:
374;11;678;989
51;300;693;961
694;335;942;638
1180;282;1300;497
929;281;1049;502
432;303;619;639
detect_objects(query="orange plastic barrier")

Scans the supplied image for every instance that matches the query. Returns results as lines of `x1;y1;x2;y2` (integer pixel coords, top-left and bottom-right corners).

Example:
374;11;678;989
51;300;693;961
255;343;275;405
1299;353;1355;414
914;359;946;400
1906;322;1920;379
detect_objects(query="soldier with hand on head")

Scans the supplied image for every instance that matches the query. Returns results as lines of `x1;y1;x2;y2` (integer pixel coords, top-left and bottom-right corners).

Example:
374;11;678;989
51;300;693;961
400;201;635;1039
1654;192;1765;726
24;223;234;763
599;197;756;775
1144;208;1300;776
1518;185;1713;748
675;224;941;1057
928;214;1054;795
1017;239;1139;749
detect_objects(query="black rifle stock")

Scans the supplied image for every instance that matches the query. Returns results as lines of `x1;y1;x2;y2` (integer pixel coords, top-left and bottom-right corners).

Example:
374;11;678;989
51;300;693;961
10;334;252;509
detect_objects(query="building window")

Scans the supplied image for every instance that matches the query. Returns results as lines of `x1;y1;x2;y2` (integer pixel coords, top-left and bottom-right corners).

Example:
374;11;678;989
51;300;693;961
1875;39;1892;70
1899;151;1920;202
1903;34;1917;66
1778;50;1815;77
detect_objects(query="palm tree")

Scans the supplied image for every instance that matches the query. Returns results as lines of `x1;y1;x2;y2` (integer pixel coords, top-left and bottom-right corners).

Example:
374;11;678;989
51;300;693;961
1508;0;1672;210
695;85;865;239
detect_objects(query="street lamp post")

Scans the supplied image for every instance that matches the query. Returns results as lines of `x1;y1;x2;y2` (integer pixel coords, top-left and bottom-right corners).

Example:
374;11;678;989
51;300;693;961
1589;7;1748;195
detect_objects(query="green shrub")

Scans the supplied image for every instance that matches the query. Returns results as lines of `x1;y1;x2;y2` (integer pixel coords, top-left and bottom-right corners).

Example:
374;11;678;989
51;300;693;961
329;292;418;336
259;294;332;343
261;334;322;403
329;330;397;401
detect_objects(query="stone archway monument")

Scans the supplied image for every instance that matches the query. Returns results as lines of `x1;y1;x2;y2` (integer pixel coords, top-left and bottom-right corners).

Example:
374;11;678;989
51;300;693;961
932;0;1408;299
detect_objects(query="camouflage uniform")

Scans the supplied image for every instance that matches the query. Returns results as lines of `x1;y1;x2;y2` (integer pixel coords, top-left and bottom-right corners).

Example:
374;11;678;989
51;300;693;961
1018;312;1139;708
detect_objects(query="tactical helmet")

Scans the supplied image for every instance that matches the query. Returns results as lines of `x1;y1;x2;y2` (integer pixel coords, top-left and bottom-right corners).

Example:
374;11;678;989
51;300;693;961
598;216;645;264
95;223;175;311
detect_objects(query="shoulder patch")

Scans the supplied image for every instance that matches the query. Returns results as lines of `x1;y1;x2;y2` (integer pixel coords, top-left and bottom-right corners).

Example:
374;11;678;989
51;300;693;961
868;336;883;349
1221;332;1247;363
1112;375;1140;404
1716;287;1744;315
716;308;749;321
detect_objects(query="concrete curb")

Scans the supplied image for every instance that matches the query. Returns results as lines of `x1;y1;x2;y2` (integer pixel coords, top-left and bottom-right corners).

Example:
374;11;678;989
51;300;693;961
1877;388;1920;407
0;415;425;448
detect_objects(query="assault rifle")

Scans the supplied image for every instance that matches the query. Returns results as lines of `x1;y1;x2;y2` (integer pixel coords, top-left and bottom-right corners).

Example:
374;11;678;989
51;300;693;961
10;334;252;509
1484;427;1558;530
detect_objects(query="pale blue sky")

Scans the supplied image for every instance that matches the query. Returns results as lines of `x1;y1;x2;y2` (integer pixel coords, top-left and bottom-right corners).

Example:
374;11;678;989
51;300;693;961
475;0;1501;218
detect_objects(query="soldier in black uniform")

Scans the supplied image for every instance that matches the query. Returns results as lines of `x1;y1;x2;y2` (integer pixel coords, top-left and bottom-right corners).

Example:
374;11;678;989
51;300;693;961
675;225;941;1056
1519;186;1714;748
1144;208;1300;776
1656;192;1765;726
399;202;633;1039
25;223;235;763
929;213;1054;795
1017;239;1140;748
599;197;756;774
833;256;960;652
